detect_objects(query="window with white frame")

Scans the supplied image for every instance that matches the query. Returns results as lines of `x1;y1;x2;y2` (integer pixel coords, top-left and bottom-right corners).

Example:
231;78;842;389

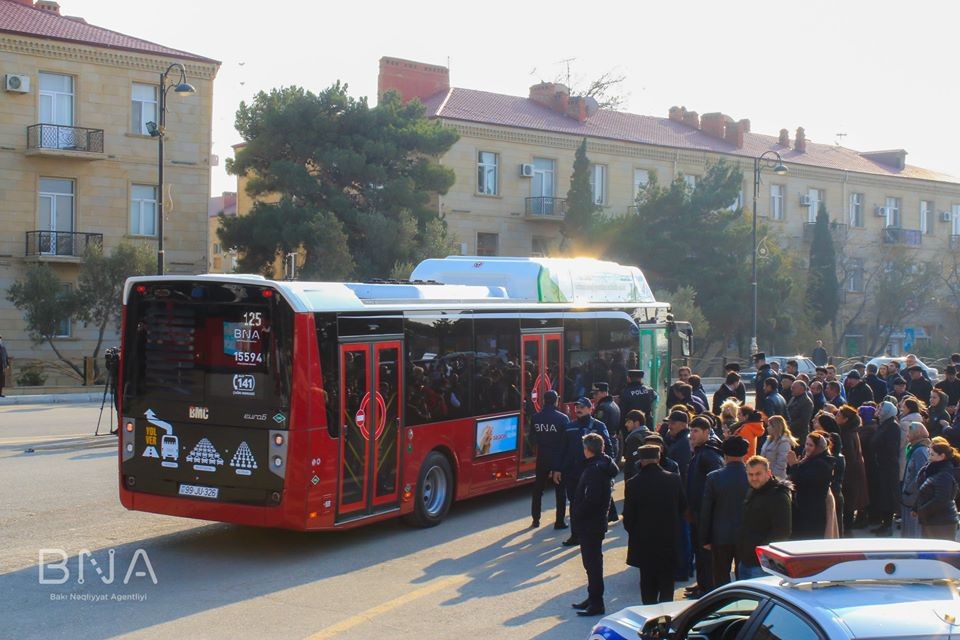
39;72;74;126
849;192;863;227
476;151;498;195
920;200;935;235
847;258;865;293
683;174;699;190
131;83;158;135
633;169;650;198
589;164;607;205
130;184;158;236
806;188;825;223
770;184;785;220
885;196;901;228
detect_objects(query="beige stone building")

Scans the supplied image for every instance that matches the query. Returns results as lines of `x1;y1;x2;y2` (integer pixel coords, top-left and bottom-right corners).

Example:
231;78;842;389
0;0;218;384
376;57;960;356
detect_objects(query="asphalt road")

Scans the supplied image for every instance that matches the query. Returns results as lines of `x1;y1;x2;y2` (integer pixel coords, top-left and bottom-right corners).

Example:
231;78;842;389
0;403;684;640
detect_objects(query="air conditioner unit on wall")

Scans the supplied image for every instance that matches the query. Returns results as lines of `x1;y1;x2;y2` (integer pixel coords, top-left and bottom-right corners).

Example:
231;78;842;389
875;206;888;217
5;74;30;93
520;163;534;178
799;194;812;206
942;211;953;222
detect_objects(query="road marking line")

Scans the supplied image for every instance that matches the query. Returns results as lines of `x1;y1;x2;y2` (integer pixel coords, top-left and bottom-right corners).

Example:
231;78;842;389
0;433;99;445
304;574;466;640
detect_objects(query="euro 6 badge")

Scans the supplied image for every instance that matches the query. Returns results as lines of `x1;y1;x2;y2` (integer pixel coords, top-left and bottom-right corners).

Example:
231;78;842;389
233;374;256;397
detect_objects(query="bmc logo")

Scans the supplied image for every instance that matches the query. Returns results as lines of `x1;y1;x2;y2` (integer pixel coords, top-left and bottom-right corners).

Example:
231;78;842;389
233;374;256;393
39;548;158;585
188;406;209;420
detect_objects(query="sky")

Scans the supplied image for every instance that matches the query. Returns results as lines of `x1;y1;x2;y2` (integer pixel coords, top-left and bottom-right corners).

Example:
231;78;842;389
69;0;960;197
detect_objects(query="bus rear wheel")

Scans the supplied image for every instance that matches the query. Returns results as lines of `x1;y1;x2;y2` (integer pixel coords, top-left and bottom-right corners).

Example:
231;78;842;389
404;452;453;528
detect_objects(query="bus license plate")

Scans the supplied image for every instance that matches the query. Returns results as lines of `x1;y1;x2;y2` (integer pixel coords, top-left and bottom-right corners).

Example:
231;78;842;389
178;484;219;499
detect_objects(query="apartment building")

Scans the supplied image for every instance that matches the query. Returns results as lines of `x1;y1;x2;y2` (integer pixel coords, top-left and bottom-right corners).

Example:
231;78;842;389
377;57;960;355
0;0;218;383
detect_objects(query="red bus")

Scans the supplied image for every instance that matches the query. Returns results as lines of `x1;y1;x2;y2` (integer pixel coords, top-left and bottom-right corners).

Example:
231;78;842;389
118;258;688;530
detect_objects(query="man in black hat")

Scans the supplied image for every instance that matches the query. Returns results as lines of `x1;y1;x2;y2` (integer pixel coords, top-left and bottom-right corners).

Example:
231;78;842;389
559;397;612;547
843;369;874;408
530;390;570;529
907;365;933;404
699;436;749;587
753;352;779;407
936;365;960;413
571;433;618;617
620;369;657;430
890;376;909;402
623;444;685;604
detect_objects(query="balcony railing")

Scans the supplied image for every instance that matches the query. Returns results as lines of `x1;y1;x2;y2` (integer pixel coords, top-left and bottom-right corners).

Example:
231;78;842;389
25;231;103;258
803;222;848;243
26;124;104;154
951;235;960;250
524;197;566;219
881;227;922;246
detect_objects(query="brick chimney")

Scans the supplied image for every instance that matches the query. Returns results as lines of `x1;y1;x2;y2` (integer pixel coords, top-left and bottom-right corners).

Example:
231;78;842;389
8;0;32;5
378;57;449;103
669;106;684;123
566;96;588;123
795;127;807;153
724;121;745;148
700;112;729;140
682;109;700;129
738;118;750;133
34;0;60;14
778;128;789;146
529;82;571;115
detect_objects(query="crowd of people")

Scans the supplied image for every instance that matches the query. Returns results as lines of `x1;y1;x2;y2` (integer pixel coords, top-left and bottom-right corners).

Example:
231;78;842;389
529;351;960;616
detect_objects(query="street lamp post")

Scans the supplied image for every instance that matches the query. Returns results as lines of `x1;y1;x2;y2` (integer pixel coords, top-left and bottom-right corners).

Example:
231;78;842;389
147;63;196;275
751;151;788;355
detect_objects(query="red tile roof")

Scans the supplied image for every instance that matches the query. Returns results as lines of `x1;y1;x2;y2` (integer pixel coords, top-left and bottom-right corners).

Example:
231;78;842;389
425;88;958;185
0;0;217;64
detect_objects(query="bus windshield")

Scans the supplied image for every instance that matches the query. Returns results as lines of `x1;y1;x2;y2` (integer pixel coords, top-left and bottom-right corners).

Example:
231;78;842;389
122;282;293;425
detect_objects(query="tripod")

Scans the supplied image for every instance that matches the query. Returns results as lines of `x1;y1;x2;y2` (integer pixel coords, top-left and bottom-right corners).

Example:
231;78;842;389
95;349;119;436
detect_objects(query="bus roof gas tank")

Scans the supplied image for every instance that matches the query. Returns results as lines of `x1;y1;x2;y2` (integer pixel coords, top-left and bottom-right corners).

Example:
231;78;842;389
344;282;507;303
410;256;657;305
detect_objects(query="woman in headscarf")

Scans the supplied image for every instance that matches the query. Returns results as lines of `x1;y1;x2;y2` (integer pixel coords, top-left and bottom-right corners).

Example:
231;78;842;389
872;401;902;536
787;430;837;539
899;397;926;479
915;437;960;540
901;422;932;538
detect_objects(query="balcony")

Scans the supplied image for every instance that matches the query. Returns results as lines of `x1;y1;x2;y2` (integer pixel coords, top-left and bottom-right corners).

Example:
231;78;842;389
26;124;104;159
25;231;103;261
881;227;922;246
524;197;566;221
803;222;848;243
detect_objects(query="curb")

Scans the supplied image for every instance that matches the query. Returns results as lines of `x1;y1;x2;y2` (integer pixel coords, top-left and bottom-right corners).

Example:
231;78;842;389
0;392;104;406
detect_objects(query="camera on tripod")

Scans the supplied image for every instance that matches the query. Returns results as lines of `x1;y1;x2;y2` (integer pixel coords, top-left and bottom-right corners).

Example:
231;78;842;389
104;347;120;379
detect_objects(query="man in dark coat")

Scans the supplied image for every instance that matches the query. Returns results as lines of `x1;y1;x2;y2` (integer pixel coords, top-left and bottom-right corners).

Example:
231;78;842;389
762;377;787;418
619;369;657;430
871;401;902;536
786;380;814;446
560;397;612;547
812;340;828;367
664;410;693;483
571;433;618;617
907;365;933;405
621;409;650;481
530;390;570;529
666;366;692;408
712;370;745;415
623;444;686;604
699;436;749;587
753;353;779;408
738;455;793;579
592;382;621;523
863;363;889;404
843;370;874;408
936;366;960;412
686;416;724;596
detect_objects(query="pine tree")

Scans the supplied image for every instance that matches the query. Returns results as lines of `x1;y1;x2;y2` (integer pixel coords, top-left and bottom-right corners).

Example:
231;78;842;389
561;139;599;254
806;203;840;328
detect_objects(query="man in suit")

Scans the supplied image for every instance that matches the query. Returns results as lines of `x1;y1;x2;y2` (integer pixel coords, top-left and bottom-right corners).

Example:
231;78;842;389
571;433;618;617
623;444;686;604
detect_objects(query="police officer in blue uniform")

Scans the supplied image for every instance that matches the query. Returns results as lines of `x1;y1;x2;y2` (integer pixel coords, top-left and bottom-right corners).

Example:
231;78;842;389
530;390;570;529
619;369;657;430
560;397;613;546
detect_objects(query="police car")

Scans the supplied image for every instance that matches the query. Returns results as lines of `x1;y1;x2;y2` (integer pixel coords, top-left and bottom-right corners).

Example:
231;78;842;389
589;539;960;639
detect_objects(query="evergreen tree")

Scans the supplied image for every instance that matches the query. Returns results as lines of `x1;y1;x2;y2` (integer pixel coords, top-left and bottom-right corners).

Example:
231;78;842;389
561;138;599;254
806;203;840;328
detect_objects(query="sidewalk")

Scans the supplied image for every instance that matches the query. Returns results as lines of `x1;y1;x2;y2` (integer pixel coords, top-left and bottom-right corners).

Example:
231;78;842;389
0;387;105;406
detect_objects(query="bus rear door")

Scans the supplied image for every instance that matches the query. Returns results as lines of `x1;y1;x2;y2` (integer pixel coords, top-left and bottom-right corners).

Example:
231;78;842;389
519;332;563;479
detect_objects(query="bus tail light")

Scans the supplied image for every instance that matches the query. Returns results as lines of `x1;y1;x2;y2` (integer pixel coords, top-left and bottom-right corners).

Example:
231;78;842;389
121;417;136;462
402;484;413;501
273;434;284;446
268;430;288;479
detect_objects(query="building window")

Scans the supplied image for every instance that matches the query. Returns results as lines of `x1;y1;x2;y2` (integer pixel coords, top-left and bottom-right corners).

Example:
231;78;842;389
477;232;498;256
476;151;498;195
920;200;935;235
55;284;72;337
131;83;158;135
39;72;74;127
531;236;550;257
39;177;75;246
770;184;784;220
726;189;744;212
130;184;158;236
213;242;222;255
849;192;863;227
683;174;699;190
847;258;865;293
806;188;824;223
633;169;650;199
589;164;607;205
885;196;901;228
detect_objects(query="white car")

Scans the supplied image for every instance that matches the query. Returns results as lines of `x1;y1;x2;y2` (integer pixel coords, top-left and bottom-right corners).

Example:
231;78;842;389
589;538;960;640
766;355;817;377
865;356;939;380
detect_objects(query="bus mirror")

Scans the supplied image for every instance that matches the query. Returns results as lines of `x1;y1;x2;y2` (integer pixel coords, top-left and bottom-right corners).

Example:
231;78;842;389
680;330;691;357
